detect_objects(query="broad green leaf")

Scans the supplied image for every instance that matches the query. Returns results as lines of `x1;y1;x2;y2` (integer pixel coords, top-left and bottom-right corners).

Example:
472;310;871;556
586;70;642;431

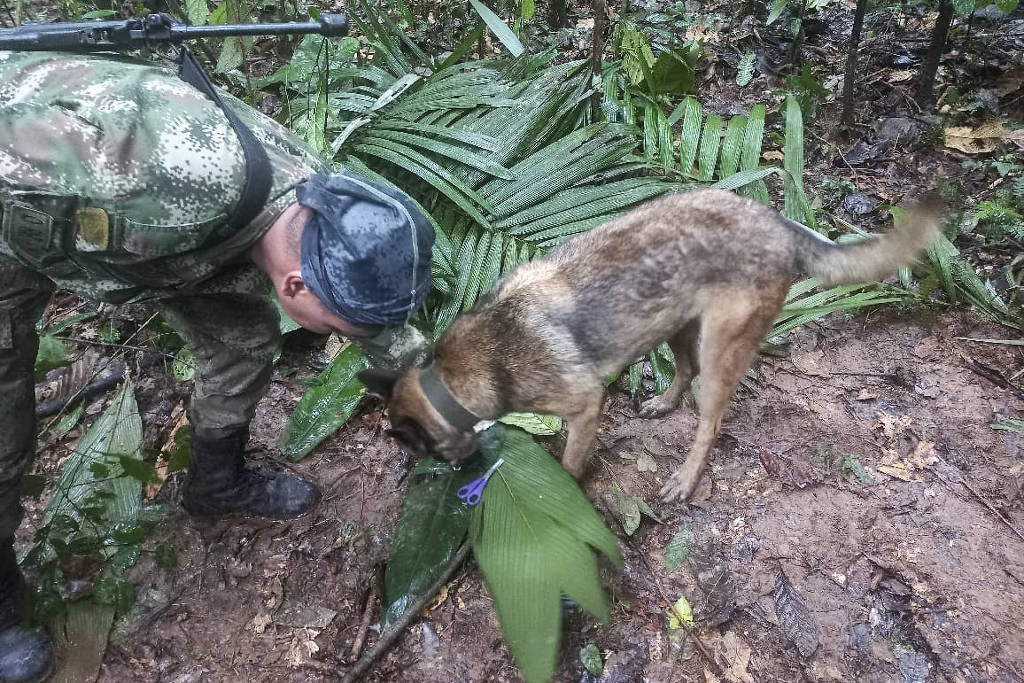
580;644;603;675
93;576;135;614
678;97;703;177
667;596;694;643
172;346;195;382
469;0;526;56
738;104;769;201
767;0;791;24
471;424;620;683
498;413;563;435
783;94;813;227
185;0;209;25
952;0;975;15
719;115;747;179
155;544;178;568
281;345;370;461
382;463;483;630
54;404;84;438
35;334;68;381
522;0;535;21
43;375;143;531
664;527;694;573
697;114;723;181
650;50;694;95
736;51;756;87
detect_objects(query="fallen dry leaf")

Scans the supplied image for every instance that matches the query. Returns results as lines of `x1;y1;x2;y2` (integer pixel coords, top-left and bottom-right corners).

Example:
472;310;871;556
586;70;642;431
251;613;272;635
718;631;755;683
888;69;915;83
945;121;1024;154
994;67;1024;97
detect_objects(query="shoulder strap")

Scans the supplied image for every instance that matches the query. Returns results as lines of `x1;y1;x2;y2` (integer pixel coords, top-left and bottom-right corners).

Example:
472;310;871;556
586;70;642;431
176;47;272;231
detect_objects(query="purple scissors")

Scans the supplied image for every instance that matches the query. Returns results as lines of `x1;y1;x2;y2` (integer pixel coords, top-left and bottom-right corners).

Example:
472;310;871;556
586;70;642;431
457;458;505;506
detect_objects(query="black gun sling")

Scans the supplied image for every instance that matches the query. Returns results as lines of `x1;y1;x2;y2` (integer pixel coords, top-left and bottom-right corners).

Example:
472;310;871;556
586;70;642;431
175;47;272;230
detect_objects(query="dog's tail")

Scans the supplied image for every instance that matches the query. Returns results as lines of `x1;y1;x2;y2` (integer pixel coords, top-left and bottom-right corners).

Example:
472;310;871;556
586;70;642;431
789;199;942;287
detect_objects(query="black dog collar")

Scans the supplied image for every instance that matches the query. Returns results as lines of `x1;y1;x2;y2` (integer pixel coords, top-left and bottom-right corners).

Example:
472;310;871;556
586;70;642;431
419;363;480;432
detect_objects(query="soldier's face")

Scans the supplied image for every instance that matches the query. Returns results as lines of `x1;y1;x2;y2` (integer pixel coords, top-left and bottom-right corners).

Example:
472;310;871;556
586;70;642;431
278;276;375;339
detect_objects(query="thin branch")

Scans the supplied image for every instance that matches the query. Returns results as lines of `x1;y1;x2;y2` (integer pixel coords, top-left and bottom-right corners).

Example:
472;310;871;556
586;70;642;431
340;543;471;682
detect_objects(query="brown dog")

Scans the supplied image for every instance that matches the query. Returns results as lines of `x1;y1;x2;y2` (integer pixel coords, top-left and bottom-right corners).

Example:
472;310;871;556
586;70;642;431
360;189;940;503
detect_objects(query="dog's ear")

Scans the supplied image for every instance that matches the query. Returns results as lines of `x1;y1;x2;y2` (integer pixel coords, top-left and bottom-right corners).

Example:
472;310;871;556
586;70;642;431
358;368;402;400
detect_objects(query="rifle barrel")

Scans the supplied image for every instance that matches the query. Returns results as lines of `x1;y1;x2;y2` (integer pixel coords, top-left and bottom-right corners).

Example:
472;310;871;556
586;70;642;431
0;13;347;51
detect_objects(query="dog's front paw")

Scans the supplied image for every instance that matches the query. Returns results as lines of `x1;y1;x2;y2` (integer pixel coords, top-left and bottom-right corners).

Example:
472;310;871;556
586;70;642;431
637;395;678;419
660;470;699;503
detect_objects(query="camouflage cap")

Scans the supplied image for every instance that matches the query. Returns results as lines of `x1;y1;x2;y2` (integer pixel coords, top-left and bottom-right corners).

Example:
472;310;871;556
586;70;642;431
296;173;434;328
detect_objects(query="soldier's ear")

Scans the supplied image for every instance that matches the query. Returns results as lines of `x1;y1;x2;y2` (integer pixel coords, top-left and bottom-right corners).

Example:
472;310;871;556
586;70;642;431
358;369;402;400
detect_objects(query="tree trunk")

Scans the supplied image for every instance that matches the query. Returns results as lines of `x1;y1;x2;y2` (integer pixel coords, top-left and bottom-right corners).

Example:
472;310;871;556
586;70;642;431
549;0;569;30
840;0;869;125
916;0;955;106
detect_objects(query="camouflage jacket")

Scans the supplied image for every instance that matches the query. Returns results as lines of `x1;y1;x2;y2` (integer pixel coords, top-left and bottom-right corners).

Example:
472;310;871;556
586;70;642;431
0;50;329;303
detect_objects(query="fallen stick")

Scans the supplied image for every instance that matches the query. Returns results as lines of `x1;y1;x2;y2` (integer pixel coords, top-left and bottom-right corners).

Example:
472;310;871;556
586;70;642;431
341;543;471;683
348;577;380;662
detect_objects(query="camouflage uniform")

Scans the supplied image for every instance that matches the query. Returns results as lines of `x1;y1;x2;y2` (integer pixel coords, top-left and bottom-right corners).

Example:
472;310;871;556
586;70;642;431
0;51;427;538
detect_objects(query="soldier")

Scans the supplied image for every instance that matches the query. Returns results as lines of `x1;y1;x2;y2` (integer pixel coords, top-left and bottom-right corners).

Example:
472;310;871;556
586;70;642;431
0;50;434;682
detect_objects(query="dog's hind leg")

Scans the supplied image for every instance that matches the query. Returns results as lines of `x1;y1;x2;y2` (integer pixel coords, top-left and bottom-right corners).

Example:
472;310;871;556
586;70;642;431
659;290;783;503
638;318;700;419
560;392;605;480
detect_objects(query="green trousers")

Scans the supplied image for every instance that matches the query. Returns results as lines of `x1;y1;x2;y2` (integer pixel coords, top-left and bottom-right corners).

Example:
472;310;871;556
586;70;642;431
0;255;280;539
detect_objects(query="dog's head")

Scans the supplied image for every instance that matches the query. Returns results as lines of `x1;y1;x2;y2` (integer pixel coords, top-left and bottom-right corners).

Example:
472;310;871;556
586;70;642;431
358;367;479;466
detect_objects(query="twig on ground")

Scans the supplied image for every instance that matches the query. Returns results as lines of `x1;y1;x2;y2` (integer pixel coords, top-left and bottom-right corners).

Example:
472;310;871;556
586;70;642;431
341;543;471;683
625;536;722;675
349;571;382;662
932;455;1024;545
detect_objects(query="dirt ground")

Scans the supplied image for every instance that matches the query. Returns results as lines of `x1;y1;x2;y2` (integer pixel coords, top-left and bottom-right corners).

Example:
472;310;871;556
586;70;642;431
36;306;1013;683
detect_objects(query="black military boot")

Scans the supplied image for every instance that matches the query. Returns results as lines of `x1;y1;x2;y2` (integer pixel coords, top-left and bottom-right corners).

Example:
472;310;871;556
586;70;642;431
0;540;53;683
181;431;321;520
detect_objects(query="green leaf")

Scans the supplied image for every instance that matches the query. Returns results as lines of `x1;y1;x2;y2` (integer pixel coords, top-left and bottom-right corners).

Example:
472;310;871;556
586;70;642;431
185;0;209;25
497;413;562;435
106;521;147;545
697;114;723;182
783;94;813;227
155;544;178;569
109;545;140;575
677;97;703;177
736;51;756;87
667;598;692;630
54;404;84;438
767;0;791;24
664;527;694;573
35;335;68;381
93;576;135;614
281;344;370;461
650;50;695;95
952;0;975;15
41;376;143;541
117;456;159;485
172;345;195;382
471;425;621;683
841;454;874;485
381;464;482;630
580;644;603;675
469;0;526;56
